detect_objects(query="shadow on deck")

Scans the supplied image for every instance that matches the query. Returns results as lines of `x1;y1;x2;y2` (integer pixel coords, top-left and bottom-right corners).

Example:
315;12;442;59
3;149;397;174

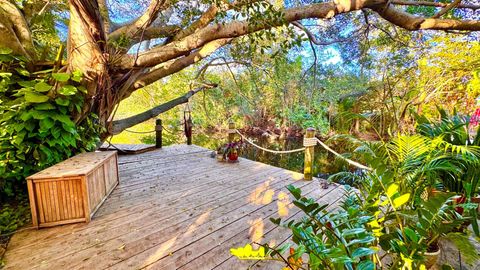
4;144;345;270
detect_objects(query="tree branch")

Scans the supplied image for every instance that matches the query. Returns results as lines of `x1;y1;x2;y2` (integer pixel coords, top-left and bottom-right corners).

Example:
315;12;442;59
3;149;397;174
392;0;480;10
119;0;480;70
372;3;480;30
119;25;181;49
131;38;231;91
432;0;462;18
108;0;170;43
110;83;217;134
171;4;219;42
292;21;364;46
120;0;381;69
0;1;35;59
98;0;110;33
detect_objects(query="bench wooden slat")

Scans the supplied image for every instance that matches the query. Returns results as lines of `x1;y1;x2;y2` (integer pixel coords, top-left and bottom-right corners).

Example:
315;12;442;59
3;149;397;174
27;151;119;228
27;151;117;180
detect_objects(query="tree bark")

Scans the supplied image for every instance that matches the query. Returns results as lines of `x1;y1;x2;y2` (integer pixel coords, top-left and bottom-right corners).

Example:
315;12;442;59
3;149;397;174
110;84;217;134
67;0;115;126
0;1;35;59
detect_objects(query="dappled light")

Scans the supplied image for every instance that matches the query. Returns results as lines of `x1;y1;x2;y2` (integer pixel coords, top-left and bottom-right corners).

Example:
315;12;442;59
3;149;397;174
248;218;265;244
276;191;292;217
248;179;275;205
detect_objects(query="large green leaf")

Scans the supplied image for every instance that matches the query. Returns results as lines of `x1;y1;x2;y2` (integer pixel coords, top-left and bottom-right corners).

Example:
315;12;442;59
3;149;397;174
52;73;70;82
34;82;52;92
55;97;70;106
357;260;375;270
0;47;13;54
39;118;55;131
352;247;375;258
25;92;49;103
59;85;77;96
35;103;55;110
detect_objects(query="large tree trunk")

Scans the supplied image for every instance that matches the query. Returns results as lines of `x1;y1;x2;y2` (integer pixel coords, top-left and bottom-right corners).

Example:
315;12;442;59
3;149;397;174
67;0;114;130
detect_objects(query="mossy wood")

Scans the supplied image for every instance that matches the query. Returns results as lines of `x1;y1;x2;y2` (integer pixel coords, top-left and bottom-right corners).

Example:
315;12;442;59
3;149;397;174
26;151;119;228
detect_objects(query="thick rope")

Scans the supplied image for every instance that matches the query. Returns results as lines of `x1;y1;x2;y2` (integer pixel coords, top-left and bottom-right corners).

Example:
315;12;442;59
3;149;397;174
124;129;156;134
235;130;305;154
315;138;373;171
303;137;317;147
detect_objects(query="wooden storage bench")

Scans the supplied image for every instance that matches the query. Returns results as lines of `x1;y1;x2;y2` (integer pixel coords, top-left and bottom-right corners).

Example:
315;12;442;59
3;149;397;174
26;151;119;228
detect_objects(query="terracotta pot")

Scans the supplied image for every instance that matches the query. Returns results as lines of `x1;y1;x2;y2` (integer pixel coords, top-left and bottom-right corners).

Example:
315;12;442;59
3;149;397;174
227;151;238;162
424;247;440;269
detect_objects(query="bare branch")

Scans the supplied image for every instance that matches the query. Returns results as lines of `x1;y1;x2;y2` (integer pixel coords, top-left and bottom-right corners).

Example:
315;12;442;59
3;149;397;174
392;0;480;10
372;3;480;31
292;21;364;46
120;25;181;49
432;0;462;18
120;0;382;69
171;5;219;42
119;0;480;70
108;0;171;42
131;38;231;91
0;1;35;59
110;84;217;134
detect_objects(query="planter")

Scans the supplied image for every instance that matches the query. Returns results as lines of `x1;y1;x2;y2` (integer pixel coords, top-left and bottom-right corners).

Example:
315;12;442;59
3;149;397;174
227;152;239;163
424;247;441;269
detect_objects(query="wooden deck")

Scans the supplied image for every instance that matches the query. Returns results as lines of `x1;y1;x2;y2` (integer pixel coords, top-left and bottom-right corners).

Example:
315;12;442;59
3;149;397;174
4;144;345;270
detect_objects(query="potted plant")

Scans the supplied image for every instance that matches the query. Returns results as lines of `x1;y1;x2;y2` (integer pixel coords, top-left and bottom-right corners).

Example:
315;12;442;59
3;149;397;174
222;140;245;163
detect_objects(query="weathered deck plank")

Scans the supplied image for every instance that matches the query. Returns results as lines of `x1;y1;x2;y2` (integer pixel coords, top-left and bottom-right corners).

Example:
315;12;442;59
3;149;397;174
4;144;344;270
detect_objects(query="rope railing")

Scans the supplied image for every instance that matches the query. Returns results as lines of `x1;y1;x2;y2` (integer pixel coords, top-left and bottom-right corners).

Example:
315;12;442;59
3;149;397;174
234;129;306;154
314;138;372;171
230;126;372;177
124;129;156;134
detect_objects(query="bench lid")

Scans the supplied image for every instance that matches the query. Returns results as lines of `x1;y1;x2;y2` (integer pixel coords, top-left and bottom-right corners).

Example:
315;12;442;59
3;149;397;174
27;151;117;180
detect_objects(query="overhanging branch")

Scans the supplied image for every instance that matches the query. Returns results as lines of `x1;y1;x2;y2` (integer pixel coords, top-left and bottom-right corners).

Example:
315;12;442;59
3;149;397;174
118;0;480;70
131;38;231;91
108;0;170;43
392;0;480;10
110;83;217;134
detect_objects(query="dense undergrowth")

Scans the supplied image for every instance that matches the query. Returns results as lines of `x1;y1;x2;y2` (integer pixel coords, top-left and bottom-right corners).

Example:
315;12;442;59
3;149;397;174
0;51;101;241
252;109;480;269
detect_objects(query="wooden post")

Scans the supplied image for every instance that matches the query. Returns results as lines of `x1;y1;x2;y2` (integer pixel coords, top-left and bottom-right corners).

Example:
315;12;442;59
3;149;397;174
228;120;235;142
304;127;316;180
155;119;162;149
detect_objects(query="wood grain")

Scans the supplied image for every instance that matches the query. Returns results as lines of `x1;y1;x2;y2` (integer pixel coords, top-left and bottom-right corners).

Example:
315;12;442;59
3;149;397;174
26;151;119;228
5;145;344;270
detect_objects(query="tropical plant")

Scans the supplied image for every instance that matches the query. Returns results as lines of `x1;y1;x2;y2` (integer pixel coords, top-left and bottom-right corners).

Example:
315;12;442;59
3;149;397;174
0;52;100;198
264;185;377;270
414;107;480;235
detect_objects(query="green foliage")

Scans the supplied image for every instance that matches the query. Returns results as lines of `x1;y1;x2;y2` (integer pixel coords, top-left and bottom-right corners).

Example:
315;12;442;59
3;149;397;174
276;131;480;269
0;199;30;236
0;52;101;197
265;186;377;270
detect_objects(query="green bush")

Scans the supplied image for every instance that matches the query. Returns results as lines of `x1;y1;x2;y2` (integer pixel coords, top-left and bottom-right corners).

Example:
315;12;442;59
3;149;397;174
0;199;30;236
0;50;101;198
